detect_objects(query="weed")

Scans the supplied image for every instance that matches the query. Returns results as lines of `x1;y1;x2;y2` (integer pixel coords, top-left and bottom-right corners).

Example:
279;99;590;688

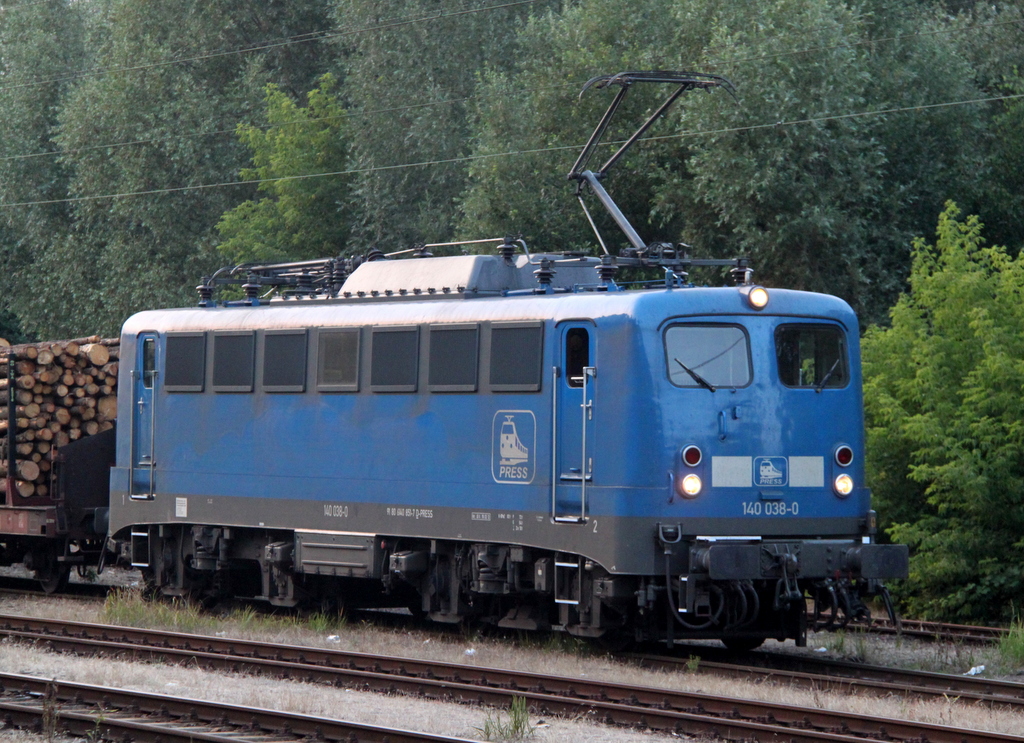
477;696;536;742
998;616;1024;667
824;630;846;655
537;632;592;658
101;586;210;633
308;609;346;634
41;680;58;743
230;604;260;629
853;631;869;662
85;712;106;743
685;655;700;673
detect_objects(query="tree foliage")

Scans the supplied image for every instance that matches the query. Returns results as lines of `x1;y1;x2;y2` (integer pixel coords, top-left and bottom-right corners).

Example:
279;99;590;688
217;74;350;264
336;0;554;248
2;0;337;337
863;202;1024;622
460;0;991;322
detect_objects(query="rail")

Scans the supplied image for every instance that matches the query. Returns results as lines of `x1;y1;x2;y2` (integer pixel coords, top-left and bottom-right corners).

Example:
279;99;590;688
0;613;1021;743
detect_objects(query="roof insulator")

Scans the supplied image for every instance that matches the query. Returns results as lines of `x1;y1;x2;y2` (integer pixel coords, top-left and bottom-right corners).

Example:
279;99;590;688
296;272;313;296
534;258;555;292
498;236;517;263
196;277;213;307
597;254;618;284
242;273;261;305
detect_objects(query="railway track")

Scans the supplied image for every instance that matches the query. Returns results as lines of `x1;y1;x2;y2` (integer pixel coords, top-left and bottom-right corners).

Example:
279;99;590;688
0;671;473;743
805;613;1009;644
0;613;1021;743
864;616;1009;643
635;650;1024;709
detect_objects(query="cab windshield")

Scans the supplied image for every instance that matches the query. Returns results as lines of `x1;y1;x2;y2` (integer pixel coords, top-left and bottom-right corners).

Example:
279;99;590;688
664;325;752;388
775;324;848;389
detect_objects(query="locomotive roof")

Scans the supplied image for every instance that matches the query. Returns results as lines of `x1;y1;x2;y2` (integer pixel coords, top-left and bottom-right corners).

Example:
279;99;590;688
122;258;858;336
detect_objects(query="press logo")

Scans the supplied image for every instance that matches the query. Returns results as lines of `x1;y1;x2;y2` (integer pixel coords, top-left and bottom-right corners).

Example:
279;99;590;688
492;410;536;484
754;456;788;487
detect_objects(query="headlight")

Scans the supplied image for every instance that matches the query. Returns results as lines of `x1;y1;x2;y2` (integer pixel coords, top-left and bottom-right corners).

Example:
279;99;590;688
746;286;769;310
834;474;854;497
681;473;702;497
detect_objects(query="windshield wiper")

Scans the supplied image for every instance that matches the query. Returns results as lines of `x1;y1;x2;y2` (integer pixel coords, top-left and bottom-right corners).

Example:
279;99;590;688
675;358;716;392
815;358;842;393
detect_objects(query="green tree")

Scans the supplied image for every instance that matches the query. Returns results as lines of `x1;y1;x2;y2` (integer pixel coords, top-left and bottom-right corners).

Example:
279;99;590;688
7;0;336;338
863;202;1024;622
217;74;351;265
460;0;688;255
335;0;554;249
0;0;87;337
460;0;989;321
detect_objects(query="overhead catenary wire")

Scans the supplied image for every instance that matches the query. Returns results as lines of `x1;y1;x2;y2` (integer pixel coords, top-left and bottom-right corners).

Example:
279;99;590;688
2;91;1021;210
0;12;1019;166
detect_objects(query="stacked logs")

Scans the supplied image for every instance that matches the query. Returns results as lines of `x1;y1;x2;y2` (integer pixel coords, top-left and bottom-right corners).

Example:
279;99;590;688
0;336;119;498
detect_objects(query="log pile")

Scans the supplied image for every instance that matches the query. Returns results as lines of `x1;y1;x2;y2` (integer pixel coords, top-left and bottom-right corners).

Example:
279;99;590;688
1;337;119;499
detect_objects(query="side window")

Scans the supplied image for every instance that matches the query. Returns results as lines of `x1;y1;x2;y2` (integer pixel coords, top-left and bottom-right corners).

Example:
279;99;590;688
489;322;544;392
317;329;360;392
429;325;479;392
565;327;590;388
775;324;848;388
664;324;752;389
212;331;255;392
165;333;205;392
142;337;156;389
371;326;419;392
263;330;307;393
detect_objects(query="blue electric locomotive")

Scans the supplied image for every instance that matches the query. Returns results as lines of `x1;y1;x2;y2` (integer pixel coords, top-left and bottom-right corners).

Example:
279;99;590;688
105;72;907;647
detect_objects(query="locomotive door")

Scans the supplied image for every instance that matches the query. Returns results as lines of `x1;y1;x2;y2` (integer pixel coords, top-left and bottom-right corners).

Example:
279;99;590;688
130;333;157;499
552;322;595;523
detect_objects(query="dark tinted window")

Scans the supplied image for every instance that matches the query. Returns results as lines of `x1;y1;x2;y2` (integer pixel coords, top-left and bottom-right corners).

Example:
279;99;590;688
776;324;848;388
165;333;205;392
429;325;478;391
263;330;306;392
565;327;590;388
371;327;419;391
317;329;360;391
490;323;543;391
664;325;751;388
213;332;255;392
142;338;156;389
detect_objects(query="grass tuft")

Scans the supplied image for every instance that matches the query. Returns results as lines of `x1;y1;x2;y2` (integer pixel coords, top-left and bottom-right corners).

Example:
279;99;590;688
102;586;209;632
998;616;1024;666
477;696;535;742
100;586;350;639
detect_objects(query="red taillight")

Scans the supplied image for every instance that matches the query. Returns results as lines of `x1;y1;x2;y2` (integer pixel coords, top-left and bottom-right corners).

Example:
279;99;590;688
835;446;854;467
682;445;702;467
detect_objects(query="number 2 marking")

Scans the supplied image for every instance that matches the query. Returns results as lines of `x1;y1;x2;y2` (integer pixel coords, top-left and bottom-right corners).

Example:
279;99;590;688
592;520;598;533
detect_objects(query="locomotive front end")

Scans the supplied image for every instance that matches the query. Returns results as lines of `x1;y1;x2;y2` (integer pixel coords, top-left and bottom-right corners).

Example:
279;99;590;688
642;286;908;647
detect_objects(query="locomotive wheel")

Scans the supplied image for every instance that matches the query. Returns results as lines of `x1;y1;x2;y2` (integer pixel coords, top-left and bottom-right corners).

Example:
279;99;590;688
33;550;71;594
